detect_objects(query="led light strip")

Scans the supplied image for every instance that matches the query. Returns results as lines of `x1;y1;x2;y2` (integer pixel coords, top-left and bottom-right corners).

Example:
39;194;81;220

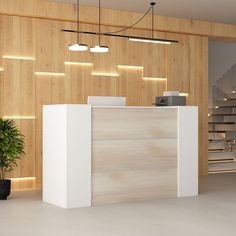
179;93;189;97
143;77;167;81
64;61;93;66
35;72;65;76
2;56;35;60
118;65;143;70
2;116;36;120
10;177;35;181
91;72;119;77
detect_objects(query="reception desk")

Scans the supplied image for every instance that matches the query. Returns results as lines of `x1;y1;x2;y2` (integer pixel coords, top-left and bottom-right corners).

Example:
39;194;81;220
43;105;198;208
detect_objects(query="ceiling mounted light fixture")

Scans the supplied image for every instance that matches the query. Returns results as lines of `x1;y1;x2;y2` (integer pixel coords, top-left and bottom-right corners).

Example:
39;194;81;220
128;37;171;44
90;0;109;53
69;0;88;51
90;45;109;53
63;1;178;52
69;43;88;51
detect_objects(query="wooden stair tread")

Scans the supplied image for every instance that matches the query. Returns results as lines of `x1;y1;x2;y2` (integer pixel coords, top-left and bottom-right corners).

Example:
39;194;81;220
208;130;227;133
208;151;234;154
218;106;236;108
208;122;235;124
209;169;236;174
208;139;236;142
208;148;224;152
210;114;236;116
208;160;235;164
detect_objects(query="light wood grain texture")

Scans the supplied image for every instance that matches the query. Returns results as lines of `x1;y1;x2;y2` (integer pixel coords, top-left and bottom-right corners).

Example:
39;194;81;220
188;36;208;176
167;33;190;93
1;15;35;58
11;178;35;190
2;60;35;115
35;18;65;73
1;55;35;180
92;108;178;140
92;108;177;205
117;68;143;106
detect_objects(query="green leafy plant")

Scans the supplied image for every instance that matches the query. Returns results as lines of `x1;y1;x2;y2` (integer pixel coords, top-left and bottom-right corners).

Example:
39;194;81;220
0;119;25;180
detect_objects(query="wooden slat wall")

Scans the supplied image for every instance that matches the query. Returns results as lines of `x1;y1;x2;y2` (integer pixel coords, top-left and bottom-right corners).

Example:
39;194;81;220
0;0;211;189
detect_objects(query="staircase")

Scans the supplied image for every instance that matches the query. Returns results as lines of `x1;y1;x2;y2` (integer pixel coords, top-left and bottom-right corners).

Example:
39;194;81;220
208;87;236;174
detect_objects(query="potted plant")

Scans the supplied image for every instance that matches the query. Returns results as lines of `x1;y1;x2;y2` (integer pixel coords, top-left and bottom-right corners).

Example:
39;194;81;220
0;119;25;200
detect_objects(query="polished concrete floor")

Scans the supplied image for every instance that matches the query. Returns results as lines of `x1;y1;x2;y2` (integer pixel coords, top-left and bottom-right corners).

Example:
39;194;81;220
1;173;236;236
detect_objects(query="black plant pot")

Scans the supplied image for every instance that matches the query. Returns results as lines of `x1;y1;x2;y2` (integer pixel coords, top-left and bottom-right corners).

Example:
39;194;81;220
0;179;11;200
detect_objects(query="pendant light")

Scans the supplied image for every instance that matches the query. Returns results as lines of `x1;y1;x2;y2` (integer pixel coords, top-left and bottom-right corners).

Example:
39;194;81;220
69;0;88;51
63;1;178;50
90;0;109;53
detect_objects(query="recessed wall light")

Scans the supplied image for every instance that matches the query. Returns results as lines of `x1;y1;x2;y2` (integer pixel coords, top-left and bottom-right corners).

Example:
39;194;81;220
91;72;119;77
179;93;189;97
118;65;143;70
64;62;93;66
2;56;35;60
10;177;35;181
143;77;167;81
35;72;65;77
2;116;36;119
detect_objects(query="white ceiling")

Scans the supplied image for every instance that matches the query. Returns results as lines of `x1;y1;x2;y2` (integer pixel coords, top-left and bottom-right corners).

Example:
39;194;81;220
49;0;236;24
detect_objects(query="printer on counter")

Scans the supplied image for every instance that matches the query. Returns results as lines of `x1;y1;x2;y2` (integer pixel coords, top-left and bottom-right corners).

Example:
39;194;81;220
154;91;186;106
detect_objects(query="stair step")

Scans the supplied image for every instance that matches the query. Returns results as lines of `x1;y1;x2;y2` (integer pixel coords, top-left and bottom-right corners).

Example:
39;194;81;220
208;139;226;142
208;151;235;159
209;157;234;161
208;159;234;164
208;148;224;152
218;106;236;108
210;114;236;116
208;151;232;154
209;142;225;150
209;169;236;174
208;122;235;125
208;130;227;133
208;162;236;172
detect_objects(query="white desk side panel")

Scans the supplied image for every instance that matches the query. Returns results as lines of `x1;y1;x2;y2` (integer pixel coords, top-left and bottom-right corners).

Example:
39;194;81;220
66;105;91;208
43;105;67;208
178;107;198;197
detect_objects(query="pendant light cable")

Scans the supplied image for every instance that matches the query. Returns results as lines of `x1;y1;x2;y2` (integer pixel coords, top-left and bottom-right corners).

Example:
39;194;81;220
99;0;101;45
103;4;154;35
151;2;155;38
77;0;80;43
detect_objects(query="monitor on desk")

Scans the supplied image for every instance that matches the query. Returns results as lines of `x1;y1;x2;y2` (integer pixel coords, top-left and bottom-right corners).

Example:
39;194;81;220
87;96;126;106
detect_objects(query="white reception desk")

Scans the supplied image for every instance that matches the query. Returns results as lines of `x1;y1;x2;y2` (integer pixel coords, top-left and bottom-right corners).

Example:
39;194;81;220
43;105;198;208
